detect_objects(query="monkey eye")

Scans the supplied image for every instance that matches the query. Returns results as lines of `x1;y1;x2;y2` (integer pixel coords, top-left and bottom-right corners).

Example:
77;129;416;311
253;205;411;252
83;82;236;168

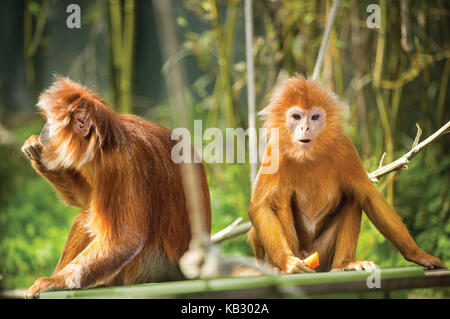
292;113;301;120
311;114;320;121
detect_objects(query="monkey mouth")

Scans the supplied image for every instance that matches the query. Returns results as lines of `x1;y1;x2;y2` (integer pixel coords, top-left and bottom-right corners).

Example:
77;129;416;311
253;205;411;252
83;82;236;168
299;139;311;144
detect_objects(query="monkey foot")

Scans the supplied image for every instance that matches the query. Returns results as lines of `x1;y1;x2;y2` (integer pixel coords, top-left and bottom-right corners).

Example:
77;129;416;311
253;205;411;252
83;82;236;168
332;261;377;272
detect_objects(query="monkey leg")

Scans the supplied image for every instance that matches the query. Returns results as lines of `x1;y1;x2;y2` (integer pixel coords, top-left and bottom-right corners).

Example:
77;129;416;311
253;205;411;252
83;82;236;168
248;226;265;261
249;204;313;274
247;227;275;271
331;201;376;271
102;248;185;287
26;228;144;298
53;211;93;274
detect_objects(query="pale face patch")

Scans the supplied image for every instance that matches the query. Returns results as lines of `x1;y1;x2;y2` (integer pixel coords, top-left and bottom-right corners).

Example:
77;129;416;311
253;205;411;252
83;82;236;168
286;106;326;152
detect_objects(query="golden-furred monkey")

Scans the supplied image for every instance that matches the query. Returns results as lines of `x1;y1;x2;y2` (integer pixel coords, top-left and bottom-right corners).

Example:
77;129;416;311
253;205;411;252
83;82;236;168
22;77;211;298
248;76;446;273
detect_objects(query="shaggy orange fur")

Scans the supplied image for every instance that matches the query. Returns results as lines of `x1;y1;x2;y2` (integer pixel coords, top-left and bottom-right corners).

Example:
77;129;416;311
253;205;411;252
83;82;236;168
248;76;446;273
22;77;211;298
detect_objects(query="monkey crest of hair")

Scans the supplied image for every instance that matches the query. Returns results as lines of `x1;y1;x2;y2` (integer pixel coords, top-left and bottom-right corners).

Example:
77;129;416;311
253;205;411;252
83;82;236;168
260;75;347;162
22;76;211;298
36;77;127;170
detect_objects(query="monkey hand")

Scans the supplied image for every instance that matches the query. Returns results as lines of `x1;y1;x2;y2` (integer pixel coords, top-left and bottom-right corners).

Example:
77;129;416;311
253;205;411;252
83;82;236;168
282;256;315;274
406;251;447;270
25;275;66;299
331;261;378;272
21;135;43;164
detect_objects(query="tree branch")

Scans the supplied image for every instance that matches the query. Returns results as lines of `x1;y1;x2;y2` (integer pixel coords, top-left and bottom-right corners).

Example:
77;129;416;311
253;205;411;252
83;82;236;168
211;218;253;244
369;121;449;182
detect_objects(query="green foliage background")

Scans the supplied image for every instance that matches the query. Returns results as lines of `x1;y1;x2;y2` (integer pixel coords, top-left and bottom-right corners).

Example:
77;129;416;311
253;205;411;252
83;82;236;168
0;0;449;298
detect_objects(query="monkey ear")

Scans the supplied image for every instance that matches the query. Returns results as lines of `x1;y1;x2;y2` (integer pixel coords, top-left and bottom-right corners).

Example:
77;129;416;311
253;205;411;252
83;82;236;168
73;111;92;137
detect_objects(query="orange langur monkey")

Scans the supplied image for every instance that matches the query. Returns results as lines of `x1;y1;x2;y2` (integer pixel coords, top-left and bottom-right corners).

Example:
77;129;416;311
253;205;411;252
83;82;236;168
248;76;446;273
21;77;211;298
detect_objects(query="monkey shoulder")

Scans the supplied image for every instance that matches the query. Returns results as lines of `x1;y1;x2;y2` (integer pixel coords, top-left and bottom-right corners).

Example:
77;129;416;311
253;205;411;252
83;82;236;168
118;114;177;151
119;114;171;136
331;135;372;196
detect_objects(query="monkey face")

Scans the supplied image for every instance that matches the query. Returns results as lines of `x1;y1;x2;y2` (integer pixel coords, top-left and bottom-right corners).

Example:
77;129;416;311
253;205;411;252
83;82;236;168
34;76;130;170
38;108;95;166
36;103;94;166
37;115;96;170
286;106;326;152
259;76;347;160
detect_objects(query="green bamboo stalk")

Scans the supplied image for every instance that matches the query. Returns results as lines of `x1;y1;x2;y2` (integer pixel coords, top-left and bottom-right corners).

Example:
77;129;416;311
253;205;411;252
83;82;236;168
153;0;191;127
418;2;429;122
24;0;36;98
375;94;393;155
210;0;235;127
391;59;406;135
26;0;49;58
262;11;279;98
387;7;409;204
224;0;239;66
372;0;394;203
331;30;344;97
351;0;370;158
206;78;222;129
372;0;386;88
120;0;135;114
437;58;450;125
108;0;123;110
322;1;334;88
39;267;426;299
375;90;394;203
24;0;50;98
308;0;321;75
109;0;123;70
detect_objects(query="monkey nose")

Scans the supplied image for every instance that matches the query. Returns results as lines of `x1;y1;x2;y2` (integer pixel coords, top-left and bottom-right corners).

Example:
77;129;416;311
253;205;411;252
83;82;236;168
301;126;310;132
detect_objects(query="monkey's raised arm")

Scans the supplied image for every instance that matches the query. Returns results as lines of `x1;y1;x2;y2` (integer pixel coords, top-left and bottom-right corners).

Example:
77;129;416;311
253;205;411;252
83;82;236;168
22;135;91;209
34;164;91;209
